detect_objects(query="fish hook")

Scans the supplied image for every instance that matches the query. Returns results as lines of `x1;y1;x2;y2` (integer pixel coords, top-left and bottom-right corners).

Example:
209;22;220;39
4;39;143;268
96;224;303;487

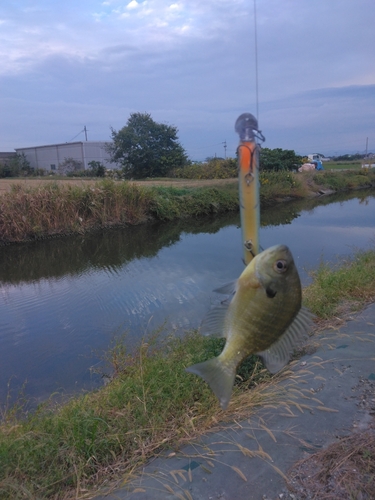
237;143;257;186
244;239;256;257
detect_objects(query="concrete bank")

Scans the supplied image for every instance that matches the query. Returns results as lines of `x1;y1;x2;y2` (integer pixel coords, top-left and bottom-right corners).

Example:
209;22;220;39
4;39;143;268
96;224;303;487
95;304;375;500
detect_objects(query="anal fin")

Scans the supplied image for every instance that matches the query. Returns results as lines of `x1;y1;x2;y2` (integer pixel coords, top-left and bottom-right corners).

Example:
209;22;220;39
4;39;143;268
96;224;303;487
257;306;314;374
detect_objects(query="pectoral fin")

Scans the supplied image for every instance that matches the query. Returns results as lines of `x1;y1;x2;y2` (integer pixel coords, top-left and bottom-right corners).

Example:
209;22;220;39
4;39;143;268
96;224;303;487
200;281;237;337
213;281;237;295
257;307;313;373
200;300;230;337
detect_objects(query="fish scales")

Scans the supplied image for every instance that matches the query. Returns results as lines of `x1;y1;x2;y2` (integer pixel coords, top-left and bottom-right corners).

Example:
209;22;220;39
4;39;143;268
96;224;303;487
186;244;312;410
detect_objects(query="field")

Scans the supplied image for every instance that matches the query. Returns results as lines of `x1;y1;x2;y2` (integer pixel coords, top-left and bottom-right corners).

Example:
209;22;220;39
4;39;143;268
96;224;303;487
0;177;237;195
0;177;98;195
323;161;362;170
0;165;369;195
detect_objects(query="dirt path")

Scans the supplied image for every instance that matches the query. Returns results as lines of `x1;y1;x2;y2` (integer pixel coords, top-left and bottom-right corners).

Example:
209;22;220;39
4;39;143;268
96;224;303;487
131;178;237;188
0;178;98;195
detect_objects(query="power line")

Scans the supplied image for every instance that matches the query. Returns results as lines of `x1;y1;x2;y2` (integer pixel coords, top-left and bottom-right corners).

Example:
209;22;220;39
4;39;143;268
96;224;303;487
68;129;84;142
68;126;89;143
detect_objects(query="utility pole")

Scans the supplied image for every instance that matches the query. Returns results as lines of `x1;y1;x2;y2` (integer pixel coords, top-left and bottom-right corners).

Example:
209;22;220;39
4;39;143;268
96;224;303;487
84;125;88;141
365;137;368;157
223;140;227;158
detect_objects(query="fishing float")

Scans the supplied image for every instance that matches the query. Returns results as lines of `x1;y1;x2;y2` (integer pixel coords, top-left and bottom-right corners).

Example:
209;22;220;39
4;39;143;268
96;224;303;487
235;112;265;266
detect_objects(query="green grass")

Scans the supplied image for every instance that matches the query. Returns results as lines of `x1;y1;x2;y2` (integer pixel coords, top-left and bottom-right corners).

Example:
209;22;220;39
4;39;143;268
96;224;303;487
323;161;362;170
1;247;375;498
259;170;307;204
0;331;267;499
304;249;375;318
148;185;239;220
310;169;375;191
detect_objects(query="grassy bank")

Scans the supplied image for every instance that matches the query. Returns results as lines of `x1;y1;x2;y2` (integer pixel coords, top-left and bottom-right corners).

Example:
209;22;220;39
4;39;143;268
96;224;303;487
1;247;375;499
258;168;375;206
0;180;238;244
1;169;375;244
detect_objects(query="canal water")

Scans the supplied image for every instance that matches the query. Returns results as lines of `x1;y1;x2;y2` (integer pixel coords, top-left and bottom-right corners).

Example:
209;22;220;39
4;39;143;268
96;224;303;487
0;190;374;406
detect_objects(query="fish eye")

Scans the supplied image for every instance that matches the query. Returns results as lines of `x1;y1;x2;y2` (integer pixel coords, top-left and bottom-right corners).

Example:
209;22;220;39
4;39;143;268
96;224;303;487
274;259;287;273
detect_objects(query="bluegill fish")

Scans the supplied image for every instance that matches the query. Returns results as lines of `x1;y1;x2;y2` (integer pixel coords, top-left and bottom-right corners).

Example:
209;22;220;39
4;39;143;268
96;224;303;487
186;244;312;410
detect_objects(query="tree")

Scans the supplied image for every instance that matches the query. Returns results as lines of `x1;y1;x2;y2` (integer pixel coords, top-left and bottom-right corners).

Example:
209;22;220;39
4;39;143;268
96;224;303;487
107;112;189;178
333;153;365;161
0;153;32;178
88;161;106;177
58;157;83;175
259;148;303;171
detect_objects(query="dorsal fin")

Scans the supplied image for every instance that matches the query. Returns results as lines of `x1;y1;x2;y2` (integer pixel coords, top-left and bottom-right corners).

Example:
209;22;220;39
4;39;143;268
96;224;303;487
257;307;313;373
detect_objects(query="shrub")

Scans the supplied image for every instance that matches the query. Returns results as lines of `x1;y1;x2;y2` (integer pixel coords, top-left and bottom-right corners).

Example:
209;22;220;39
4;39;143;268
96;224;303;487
172;158;237;179
259;148;303;171
0;153;33;178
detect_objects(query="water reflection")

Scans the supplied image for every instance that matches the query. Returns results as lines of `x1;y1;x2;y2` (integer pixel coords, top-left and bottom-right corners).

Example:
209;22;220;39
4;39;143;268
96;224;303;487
1;189;370;285
0;190;374;405
0;213;238;285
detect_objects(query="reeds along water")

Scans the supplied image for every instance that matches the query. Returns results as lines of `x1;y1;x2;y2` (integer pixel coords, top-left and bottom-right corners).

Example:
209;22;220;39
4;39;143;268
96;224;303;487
0;181;152;243
2;170;374;244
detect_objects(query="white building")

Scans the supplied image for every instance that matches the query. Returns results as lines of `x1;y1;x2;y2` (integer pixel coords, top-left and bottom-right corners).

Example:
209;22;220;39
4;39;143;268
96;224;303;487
15;141;119;172
308;153;330;162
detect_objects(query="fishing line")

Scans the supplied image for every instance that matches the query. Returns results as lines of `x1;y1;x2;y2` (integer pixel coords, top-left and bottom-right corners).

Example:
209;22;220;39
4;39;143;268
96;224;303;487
253;0;259;124
235;1;264;265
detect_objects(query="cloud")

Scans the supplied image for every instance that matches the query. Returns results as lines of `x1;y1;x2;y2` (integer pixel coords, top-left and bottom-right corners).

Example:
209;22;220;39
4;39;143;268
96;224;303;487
0;0;374;158
126;0;139;10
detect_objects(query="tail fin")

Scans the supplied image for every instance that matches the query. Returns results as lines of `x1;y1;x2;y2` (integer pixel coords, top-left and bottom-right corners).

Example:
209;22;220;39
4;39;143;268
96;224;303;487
186;357;235;410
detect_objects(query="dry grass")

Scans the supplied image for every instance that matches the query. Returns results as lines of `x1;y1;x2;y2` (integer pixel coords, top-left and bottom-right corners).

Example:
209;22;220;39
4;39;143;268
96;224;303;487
0;179;239;243
83;366;326;499
0;177;237;195
289;427;375;499
0;177;98;195
104;360;373;500
132;178;238;188
0;180;153;243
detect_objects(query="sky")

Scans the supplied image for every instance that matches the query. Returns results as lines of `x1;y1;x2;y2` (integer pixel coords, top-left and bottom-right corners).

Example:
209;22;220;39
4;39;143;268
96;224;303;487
0;0;374;160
